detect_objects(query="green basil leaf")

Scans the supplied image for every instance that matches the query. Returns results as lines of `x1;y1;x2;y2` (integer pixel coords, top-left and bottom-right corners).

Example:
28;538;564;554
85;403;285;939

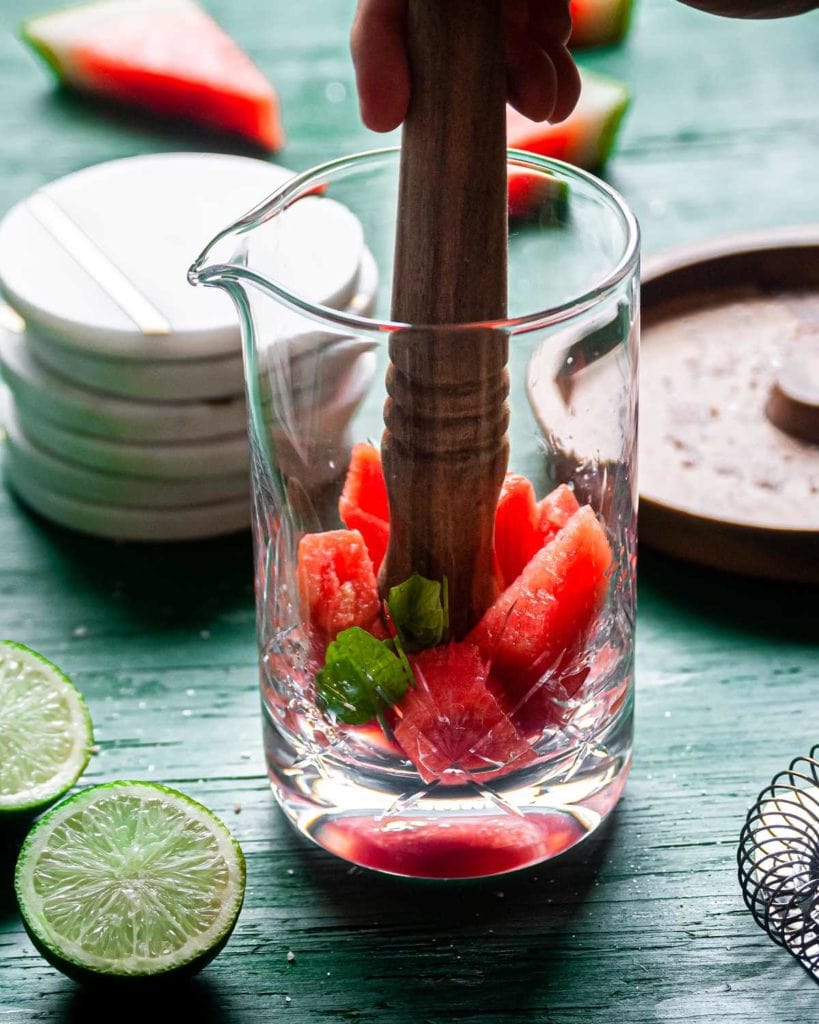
384;633;416;689
316;627;412;725
387;573;448;651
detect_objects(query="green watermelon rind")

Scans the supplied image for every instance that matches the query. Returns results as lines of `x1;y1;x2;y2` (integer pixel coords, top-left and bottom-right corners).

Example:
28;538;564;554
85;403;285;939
588;72;631;168
596;93;630;168
20;0;134;82
20;18;67;81
615;0;637;45
571;0;636;50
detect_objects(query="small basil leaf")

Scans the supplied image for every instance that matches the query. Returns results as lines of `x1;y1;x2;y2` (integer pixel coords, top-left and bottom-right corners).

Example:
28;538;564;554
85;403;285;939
387;573;448;651
316;627;412;725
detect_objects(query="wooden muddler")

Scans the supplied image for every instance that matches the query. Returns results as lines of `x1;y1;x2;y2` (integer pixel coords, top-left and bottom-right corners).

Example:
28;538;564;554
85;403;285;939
380;0;510;637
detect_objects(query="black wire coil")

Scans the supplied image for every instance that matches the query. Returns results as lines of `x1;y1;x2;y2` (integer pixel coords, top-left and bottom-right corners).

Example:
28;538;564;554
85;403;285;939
738;745;819;978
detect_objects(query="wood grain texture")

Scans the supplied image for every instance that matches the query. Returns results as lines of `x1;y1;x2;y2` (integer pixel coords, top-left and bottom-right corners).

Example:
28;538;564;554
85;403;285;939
382;0;509;634
1;0;819;1020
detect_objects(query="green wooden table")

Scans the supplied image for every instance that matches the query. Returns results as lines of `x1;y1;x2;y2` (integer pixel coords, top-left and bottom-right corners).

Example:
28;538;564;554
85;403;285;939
1;1;818;1020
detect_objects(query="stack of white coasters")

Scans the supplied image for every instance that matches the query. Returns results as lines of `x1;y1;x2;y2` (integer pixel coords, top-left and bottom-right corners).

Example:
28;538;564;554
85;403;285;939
0;153;377;541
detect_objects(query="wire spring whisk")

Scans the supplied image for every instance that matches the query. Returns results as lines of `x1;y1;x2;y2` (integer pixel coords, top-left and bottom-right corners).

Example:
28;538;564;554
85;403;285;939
738;745;819;979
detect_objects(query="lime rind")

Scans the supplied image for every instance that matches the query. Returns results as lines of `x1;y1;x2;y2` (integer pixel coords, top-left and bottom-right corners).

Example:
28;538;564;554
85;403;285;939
0;640;93;816
15;781;246;982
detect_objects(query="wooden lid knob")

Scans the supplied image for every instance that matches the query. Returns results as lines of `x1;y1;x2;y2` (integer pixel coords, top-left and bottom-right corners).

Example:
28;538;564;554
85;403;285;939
766;329;819;444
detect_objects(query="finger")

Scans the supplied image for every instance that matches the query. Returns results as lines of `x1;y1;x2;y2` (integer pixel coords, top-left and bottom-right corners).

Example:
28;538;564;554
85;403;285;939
529;0;573;45
505;27;558;122
539;34;581;122
503;0;529;30
350;0;410;132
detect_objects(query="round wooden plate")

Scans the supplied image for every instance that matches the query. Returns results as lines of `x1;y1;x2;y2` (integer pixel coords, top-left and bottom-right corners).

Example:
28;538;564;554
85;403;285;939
640;226;819;583
527;226;819;584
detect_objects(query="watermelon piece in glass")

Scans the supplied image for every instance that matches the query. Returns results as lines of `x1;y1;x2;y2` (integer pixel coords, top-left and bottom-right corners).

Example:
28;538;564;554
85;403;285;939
393;643;535;784
338;442;391;574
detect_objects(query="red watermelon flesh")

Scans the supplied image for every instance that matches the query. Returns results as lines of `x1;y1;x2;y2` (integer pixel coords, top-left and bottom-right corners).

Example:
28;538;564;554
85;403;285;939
489;661;590;738
316;813;584;878
470;506;613;680
537;484;580;543
22;0;284;150
393;643;535;784
507;168;570;223
494;473;542;589
339;442;390;574
507;69;629;170
297;529;380;637
569;0;634;49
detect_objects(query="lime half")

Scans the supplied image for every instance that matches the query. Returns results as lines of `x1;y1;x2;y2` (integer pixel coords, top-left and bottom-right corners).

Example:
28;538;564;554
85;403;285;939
15;781;246;982
0;641;93;817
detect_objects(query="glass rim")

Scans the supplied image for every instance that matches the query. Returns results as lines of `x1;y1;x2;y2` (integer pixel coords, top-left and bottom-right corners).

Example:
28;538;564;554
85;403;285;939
190;146;640;336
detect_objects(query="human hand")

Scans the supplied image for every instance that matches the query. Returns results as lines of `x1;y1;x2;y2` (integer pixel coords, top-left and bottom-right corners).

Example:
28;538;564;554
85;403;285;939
351;0;582;132
679;0;817;16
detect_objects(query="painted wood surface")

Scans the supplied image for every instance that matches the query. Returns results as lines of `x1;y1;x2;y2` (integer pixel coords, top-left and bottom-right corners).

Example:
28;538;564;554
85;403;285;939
1;0;818;1020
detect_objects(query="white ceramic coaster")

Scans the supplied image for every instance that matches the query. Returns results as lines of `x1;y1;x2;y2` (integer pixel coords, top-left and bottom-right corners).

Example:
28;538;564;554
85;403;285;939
269;352;377;483
4;460;250;541
247;196;365;317
348;246;379;318
8;245;378;401
26;328;244;401
0;326;247;442
0;153;365;360
13;398;250;480
3;394;248;508
10;351;375;484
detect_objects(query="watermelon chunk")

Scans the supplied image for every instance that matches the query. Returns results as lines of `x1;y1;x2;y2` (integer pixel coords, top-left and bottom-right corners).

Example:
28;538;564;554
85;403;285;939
393;643;535;784
297;529;380;637
536;484;581;543
569;0;634;49
488;660;590;738
494;477;581;587
22;0;284;150
338;442;390;574
507;69;629;170
470;506;612;679
493;473;542;589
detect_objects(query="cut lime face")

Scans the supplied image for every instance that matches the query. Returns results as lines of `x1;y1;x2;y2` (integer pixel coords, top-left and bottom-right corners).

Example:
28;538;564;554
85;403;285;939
0;641;93;816
15;781;246;982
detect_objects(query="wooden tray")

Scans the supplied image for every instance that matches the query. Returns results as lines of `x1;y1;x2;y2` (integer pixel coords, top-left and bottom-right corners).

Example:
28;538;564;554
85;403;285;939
639;226;819;583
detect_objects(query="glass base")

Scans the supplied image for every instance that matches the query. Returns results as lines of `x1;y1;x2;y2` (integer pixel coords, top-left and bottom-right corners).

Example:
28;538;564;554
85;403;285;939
265;703;631;880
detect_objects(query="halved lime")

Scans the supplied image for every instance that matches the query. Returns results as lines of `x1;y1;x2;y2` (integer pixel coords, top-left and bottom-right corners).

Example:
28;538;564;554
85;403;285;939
15;781;246;982
0;640;93;818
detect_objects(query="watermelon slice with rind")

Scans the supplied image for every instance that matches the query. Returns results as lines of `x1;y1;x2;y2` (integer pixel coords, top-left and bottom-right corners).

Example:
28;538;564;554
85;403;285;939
22;0;284;150
507;169;569;223
393;643;535;785
569;0;634;49
508;69;629;170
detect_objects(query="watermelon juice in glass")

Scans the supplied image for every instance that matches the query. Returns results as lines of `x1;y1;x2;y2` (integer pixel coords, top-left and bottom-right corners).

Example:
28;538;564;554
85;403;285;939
190;149;639;879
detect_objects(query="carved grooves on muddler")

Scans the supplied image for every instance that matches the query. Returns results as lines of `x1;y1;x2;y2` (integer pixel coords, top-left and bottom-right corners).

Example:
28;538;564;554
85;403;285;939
380;0;510;638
